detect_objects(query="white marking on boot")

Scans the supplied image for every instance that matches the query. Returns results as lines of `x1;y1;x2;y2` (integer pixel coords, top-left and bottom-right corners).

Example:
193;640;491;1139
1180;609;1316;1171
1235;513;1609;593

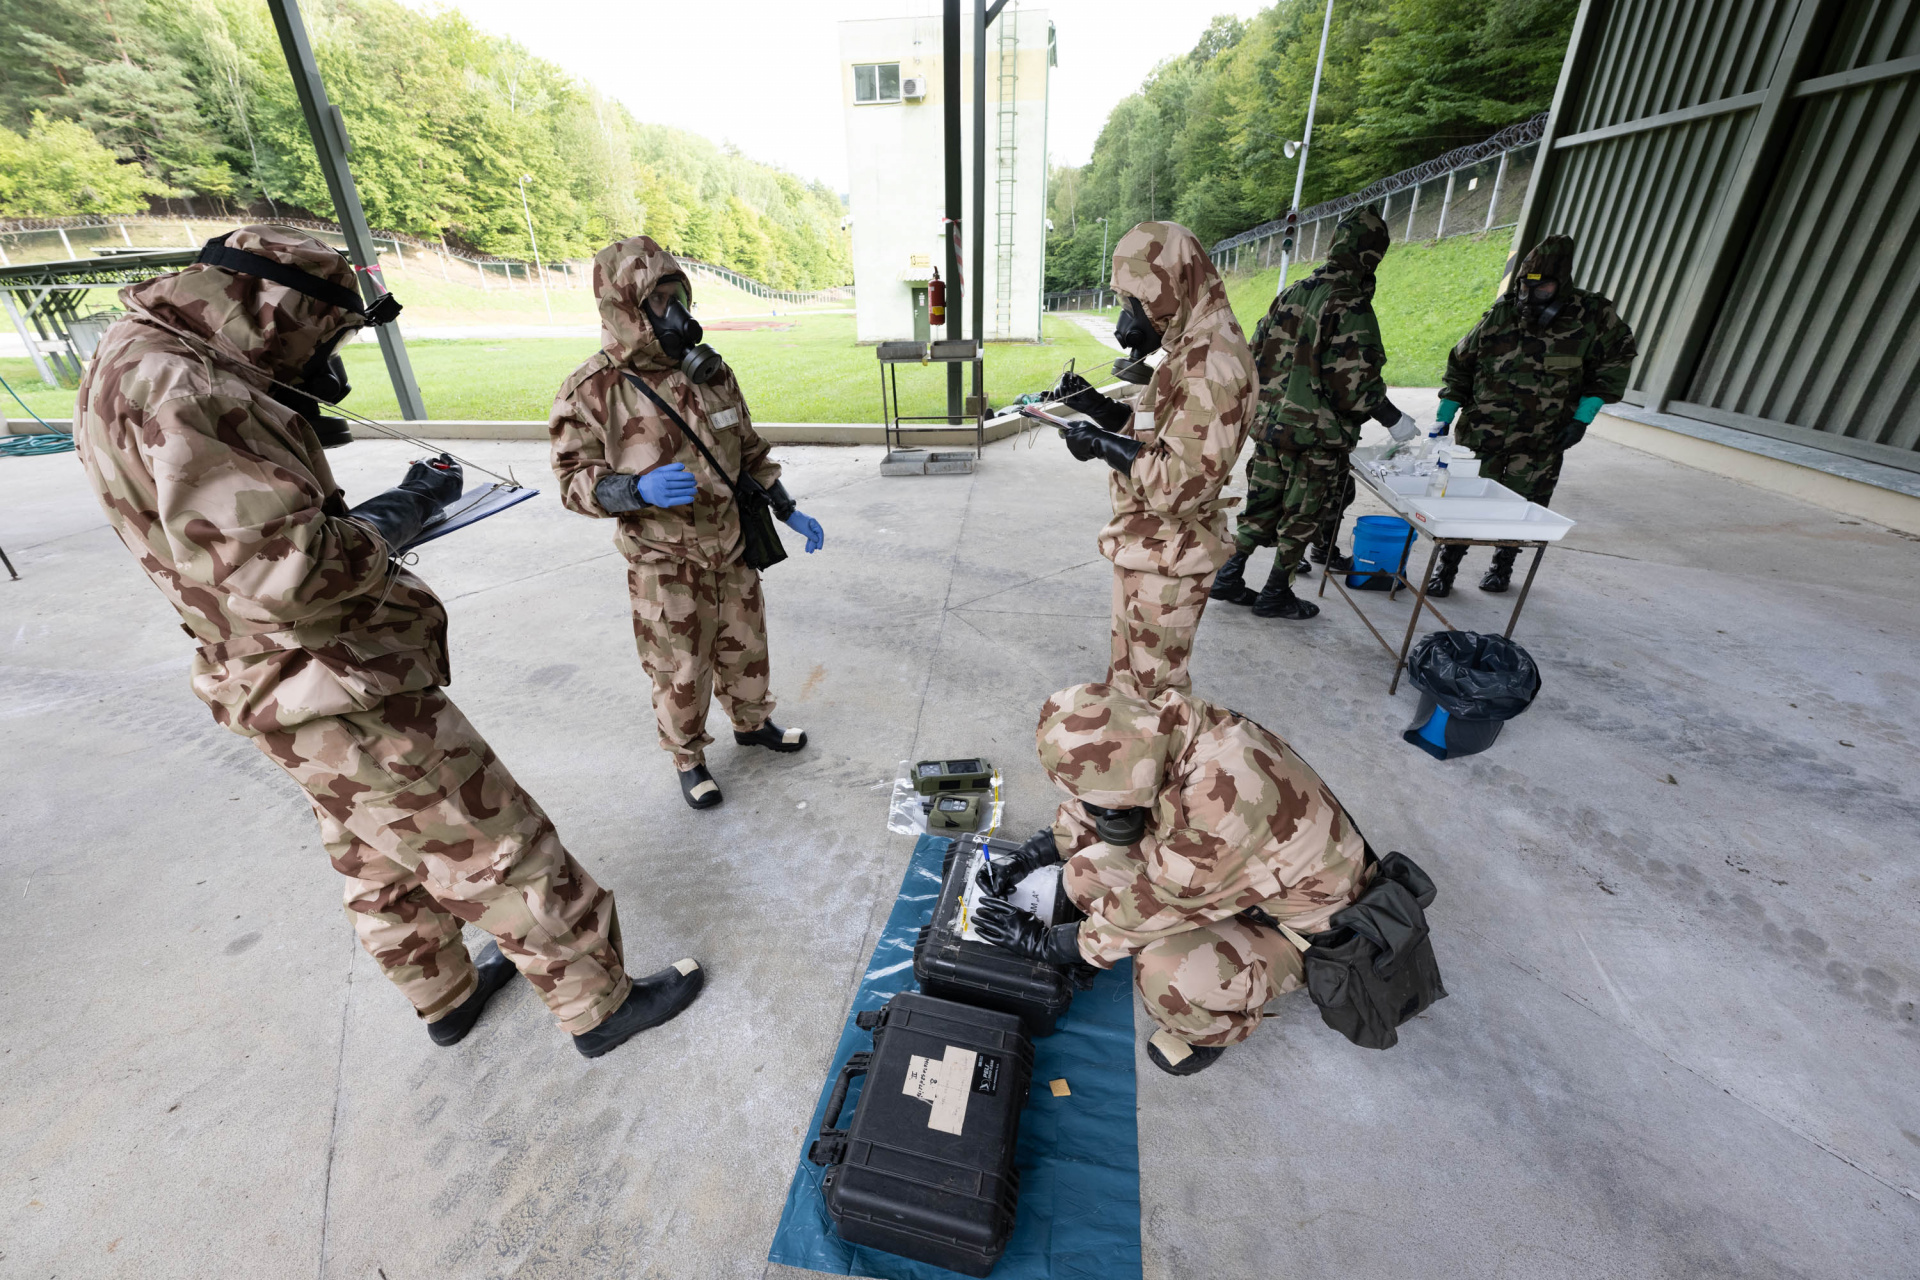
689;780;719;800
1149;1029;1194;1064
672;957;700;975
782;728;804;744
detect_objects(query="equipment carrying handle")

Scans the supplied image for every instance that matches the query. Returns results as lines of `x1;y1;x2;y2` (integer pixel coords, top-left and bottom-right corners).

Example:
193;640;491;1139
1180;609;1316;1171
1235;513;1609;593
806;1051;871;1166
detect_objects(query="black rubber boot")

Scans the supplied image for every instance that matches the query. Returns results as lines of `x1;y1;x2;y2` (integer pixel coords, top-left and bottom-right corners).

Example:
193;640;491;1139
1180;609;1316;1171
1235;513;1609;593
1310;541;1354;573
1251;560;1318;619
573;960;706;1059
679;763;723;809
1426;545;1467;597
1146;1029;1226;1076
1480;546;1519;593
1209;549;1258;606
735;721;807;753
428;940;518;1047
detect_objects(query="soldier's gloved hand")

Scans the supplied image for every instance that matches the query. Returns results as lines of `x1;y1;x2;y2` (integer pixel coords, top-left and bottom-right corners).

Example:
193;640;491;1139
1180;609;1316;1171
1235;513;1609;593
1559;421;1589;449
400;454;463;509
1054;371;1133;434
1573;395;1605;424
784;509;825;553
975;827;1063;898
1387;412;1420;443
1436;398;1461;426
972;898;1083;965
636;463;697;507
1062;422;1143;475
348;454;463;554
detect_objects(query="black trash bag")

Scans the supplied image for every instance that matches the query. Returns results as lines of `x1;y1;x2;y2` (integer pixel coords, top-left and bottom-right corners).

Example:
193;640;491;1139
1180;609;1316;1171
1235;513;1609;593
1302;852;1447;1050
1405;630;1541;722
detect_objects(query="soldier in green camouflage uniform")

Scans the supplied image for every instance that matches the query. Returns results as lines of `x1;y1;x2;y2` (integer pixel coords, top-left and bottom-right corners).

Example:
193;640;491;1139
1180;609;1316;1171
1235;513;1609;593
1431;234;1638;594
550;236;824;810
73;227;703;1058
1214;207;1410;621
969;681;1369;1076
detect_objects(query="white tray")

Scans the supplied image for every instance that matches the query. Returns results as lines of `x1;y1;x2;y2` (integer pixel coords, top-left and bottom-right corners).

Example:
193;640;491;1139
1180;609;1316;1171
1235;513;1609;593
1404;500;1577;542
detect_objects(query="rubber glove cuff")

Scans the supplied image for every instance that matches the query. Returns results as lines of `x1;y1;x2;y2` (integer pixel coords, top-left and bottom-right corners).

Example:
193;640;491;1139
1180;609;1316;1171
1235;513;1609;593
1573;396;1606;424
1436;398;1461;425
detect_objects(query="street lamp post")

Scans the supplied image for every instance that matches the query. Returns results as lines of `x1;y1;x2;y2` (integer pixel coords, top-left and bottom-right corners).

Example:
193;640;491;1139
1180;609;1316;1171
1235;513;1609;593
518;173;553;321
1277;0;1336;296
1097;216;1109;304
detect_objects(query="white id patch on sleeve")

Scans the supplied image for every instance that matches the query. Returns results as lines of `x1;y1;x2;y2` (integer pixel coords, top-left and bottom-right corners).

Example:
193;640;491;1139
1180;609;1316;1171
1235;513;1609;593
901;1045;978;1135
709;407;741;430
1134;411;1155;435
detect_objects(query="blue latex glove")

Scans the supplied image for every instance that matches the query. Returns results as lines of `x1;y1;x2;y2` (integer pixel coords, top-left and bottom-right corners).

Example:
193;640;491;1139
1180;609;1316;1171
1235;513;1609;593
784;509;824;553
1573;395;1606;424
1436;398;1461;425
636;462;696;507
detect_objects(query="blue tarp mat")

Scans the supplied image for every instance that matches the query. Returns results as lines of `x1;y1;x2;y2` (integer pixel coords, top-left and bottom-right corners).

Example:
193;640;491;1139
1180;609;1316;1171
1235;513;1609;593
767;834;1143;1280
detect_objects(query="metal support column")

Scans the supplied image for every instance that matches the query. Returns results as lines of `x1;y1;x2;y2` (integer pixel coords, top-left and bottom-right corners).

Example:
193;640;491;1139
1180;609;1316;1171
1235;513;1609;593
971;0;988;413
943;0;964;424
1;290;56;388
266;0;427;420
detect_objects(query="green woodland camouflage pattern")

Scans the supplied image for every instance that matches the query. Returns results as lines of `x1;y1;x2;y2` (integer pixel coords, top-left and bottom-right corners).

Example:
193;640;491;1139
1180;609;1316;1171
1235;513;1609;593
1475;444;1569;507
73;227;630;1032
259;689;631;1033
1251;207;1391;453
1099;221;1257;581
550;235;784;571
1108;565;1212;696
1443;234;1638;464
628;559;773;769
1037;682;1369;1045
1235;445;1349;576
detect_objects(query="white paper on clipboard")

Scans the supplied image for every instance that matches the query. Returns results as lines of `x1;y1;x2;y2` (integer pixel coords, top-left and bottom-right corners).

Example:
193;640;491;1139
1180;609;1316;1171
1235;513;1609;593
1016;405;1092;431
399;482;539;551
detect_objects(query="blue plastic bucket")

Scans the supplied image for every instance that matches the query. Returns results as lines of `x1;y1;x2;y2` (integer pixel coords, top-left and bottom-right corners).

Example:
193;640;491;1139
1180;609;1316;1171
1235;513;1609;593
1347;515;1416;590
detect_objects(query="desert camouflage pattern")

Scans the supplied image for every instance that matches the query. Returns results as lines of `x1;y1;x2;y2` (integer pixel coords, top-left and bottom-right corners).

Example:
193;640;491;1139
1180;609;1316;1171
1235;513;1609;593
1252;207;1391;453
258;689;631;1034
1108;565;1212;696
1443;234;1638;458
550;235;783;571
72;226;450;736
628;558;773;769
1099;221;1257;580
1234;445;1347;580
1037;682;1368;1043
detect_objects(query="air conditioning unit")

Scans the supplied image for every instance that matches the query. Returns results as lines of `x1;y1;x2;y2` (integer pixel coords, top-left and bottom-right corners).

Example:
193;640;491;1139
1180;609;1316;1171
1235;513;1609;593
901;75;927;101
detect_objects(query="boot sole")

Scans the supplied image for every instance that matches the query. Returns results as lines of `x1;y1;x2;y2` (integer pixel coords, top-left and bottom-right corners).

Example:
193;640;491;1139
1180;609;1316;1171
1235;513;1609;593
428;951;519;1047
734;732;806;754
1252;603;1319;619
1210;586;1258;606
575;968;706;1059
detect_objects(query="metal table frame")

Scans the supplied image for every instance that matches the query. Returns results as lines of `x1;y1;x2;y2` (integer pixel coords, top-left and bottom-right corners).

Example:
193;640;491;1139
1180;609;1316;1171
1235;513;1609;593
877;339;986;458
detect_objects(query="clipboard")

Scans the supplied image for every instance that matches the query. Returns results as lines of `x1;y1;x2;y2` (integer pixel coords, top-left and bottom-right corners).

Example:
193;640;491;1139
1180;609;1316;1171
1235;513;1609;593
1016;405;1090;431
399;482;539;551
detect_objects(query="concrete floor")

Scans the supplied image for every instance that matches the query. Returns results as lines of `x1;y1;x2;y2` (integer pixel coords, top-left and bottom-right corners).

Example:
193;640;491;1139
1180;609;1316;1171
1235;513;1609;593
2;412;1916;1280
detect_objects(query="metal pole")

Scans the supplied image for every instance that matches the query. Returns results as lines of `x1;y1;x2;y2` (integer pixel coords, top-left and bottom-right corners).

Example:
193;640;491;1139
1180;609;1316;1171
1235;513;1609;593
1436;168;1456;240
1278;0;1336;296
518;175;553;321
943;0;963;423
1405;181;1421;240
1099;218;1108;287
1;290;57;387
1484;150;1509;232
971;0;987;411
265;0;426;420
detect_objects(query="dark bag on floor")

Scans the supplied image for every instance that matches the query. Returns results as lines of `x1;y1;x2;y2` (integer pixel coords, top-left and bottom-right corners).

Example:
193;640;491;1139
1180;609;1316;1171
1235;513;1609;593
1274;851;1448;1050
622;371;788;572
807;991;1033;1277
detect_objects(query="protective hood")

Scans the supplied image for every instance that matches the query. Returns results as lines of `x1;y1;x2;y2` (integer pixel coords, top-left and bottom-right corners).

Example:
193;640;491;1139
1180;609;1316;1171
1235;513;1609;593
1510;234;1576;298
593;234;692;373
118;225;367;383
1109;221;1232;356
1321;206;1390;299
1036;681;1194;810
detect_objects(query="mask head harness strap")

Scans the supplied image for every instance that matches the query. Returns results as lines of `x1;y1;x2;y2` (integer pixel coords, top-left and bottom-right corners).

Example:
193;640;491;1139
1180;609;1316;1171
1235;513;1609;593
196;233;402;325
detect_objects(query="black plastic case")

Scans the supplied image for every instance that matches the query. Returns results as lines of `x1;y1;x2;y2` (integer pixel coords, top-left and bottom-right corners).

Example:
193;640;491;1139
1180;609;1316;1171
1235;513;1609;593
914;834;1083;1038
808;991;1034;1277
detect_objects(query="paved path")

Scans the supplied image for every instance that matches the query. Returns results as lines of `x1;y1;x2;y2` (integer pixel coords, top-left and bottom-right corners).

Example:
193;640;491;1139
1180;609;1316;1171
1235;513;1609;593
1064;311;1122;350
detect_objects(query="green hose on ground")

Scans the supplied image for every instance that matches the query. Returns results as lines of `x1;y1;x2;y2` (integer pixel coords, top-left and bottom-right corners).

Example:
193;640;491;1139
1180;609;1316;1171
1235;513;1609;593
0;371;74;457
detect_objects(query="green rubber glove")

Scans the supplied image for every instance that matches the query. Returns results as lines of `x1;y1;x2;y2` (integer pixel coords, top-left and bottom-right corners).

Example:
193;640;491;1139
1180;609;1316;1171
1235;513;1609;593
1573;396;1606;424
1436;398;1460;425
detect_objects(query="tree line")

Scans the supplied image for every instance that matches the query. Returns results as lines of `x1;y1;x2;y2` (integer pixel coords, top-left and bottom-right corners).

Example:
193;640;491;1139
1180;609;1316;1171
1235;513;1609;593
0;0;853;290
1046;0;1575;292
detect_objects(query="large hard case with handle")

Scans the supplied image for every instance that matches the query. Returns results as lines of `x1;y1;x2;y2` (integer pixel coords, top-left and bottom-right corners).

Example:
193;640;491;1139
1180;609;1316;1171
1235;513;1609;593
914;834;1084;1037
807;991;1034;1277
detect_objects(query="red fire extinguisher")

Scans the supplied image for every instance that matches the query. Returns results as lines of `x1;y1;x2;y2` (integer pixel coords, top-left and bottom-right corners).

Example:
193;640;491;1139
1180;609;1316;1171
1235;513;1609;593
928;269;945;327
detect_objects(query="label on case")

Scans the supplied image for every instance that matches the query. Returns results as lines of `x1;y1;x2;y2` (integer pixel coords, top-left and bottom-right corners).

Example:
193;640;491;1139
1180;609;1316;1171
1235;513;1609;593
972;1054;1001;1096
902;1045;978;1135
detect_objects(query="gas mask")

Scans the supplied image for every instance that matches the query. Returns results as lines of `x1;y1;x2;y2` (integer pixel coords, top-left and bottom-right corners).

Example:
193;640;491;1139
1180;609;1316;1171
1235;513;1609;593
1111;296;1161;385
274;346;355;448
647;286;725;384
1081;800;1148;847
1521;275;1564;328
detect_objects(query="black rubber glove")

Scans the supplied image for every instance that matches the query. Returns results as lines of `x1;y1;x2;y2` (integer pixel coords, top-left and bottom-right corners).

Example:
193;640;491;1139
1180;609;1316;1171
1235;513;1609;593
975;827;1063;898
1062;422;1143;475
348;455;462;553
1055;370;1133;433
972;898;1083;965
764;478;798;522
594;471;646;514
1558;420;1588;449
401;454;463;507
1370;398;1408;428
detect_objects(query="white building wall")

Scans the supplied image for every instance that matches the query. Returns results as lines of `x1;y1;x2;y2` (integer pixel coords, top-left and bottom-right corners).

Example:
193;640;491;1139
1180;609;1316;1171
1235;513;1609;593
839;10;1051;344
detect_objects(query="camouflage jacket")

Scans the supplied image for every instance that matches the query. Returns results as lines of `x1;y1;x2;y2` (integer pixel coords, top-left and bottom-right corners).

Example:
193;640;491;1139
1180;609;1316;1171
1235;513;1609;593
1443;235;1638;454
550;236;781;571
1036;682;1368;966
1252;207;1391;453
72;226;449;738
1097;221;1257;579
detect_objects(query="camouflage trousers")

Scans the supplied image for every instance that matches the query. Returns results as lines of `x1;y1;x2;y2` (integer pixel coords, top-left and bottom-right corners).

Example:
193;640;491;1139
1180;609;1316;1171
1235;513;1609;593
1235;442;1353;582
255;689;631;1035
1477;443;1567;507
628;557;773;770
1109;565;1212;697
1061;835;1304;1047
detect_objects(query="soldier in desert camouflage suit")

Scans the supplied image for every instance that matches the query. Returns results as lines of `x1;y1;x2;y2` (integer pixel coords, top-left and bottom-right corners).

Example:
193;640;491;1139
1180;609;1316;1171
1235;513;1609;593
1212;207;1411;621
550;236;824;810
72;226;704;1058
970;681;1370;1076
1050;222;1257;696
1431;234;1636;594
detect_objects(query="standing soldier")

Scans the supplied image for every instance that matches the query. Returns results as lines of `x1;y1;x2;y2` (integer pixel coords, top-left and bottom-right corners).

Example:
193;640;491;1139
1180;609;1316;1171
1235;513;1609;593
550;236;825;809
1051;221;1256;695
970;681;1371;1076
1211;206;1414;621
72;227;704;1059
1429;234;1638;594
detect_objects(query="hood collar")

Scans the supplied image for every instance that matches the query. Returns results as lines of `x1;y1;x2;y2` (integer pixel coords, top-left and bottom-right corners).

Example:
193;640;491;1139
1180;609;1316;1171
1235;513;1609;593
1036;681;1196;809
1320;206;1389;298
593;235;691;372
1109;221;1231;354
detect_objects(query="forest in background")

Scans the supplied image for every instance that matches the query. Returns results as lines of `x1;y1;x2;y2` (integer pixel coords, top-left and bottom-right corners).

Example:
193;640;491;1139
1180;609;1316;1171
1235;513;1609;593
1046;0;1576;291
0;0;852;289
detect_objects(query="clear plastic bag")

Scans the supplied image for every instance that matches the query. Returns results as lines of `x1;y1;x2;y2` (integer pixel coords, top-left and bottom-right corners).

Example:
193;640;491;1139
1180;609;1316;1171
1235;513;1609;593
886;759;1005;837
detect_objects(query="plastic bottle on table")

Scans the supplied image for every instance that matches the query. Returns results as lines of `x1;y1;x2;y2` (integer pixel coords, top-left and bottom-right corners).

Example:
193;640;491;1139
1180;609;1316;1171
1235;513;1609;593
1425;454;1451;497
